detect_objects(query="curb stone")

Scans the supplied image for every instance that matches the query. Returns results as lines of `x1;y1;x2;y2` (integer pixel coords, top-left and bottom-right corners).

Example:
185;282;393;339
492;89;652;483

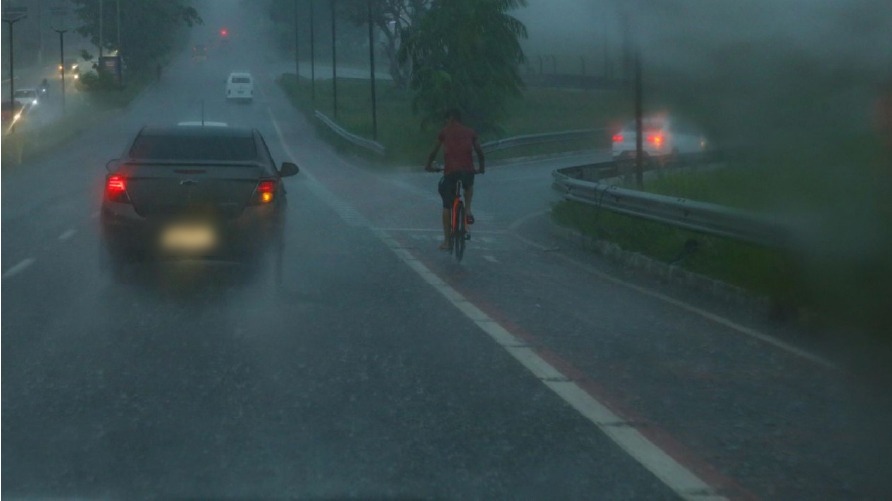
549;222;773;317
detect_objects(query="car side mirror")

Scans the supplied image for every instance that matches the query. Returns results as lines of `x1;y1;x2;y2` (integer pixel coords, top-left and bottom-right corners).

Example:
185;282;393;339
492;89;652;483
280;162;299;177
105;159;119;172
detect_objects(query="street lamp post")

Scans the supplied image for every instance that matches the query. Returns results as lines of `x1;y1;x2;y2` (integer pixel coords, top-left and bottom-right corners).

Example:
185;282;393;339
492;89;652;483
3;8;27;106
634;49;644;190
294;0;300;80
367;0;377;140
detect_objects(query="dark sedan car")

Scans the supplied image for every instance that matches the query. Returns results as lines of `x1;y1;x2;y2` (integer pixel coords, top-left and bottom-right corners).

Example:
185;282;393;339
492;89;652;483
100;123;299;276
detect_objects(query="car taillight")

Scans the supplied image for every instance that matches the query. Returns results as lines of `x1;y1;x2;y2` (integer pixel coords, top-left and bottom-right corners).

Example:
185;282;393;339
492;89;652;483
253;179;276;204
612;134;623;143
105;175;130;203
647;134;664;147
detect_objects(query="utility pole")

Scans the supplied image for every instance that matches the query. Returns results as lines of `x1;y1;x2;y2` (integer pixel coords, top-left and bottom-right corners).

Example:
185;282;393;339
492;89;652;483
620;9;631;85
51;4;69;114
310;0;316;103
331;0;338;118
38;0;43;66
3;6;28;106
367;0;377;140
116;0;120;51
99;0;104;58
634;49;644;190
55;28;67;112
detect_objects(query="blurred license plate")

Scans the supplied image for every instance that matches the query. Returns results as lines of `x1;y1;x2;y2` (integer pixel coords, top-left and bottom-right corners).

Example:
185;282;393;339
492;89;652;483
161;223;216;252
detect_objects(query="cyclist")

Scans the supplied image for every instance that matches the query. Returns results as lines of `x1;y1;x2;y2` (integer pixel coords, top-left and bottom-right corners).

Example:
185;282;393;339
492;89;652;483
425;108;485;250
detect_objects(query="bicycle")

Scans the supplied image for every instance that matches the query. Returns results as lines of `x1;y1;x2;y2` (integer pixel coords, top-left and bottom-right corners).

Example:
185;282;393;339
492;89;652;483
428;166;476;262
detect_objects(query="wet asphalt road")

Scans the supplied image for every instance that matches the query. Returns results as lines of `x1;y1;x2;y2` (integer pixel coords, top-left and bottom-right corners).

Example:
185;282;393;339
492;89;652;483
4;1;892;499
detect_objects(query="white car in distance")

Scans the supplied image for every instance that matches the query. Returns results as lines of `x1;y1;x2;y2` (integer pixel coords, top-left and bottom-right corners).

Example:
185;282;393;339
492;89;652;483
13;88;39;109
226;72;254;102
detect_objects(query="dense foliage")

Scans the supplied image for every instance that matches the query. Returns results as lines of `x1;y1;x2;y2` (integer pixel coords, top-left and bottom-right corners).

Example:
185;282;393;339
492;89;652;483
397;0;527;132
336;0;431;89
72;0;202;77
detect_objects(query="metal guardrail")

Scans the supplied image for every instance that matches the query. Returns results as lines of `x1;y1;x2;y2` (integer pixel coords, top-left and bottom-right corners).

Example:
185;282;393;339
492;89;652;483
482;128;605;152
314;110;386;156
311;116;600;157
552;160;789;248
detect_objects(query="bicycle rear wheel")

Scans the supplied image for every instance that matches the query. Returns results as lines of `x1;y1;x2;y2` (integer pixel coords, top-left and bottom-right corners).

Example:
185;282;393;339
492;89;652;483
453;202;466;262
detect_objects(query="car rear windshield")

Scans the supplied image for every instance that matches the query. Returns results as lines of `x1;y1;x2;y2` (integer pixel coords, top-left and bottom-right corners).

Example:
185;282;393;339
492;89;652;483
129;133;257;161
231;77;251;84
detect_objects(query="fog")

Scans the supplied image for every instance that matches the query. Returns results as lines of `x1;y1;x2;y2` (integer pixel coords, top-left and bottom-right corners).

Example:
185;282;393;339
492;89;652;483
514;0;892;189
515;0;892;333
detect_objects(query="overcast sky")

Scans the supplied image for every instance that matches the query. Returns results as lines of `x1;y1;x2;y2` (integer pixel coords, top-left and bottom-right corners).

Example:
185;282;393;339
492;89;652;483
512;0;892;79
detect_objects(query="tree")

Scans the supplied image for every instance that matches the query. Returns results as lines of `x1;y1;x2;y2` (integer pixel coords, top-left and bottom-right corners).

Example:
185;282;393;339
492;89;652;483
265;0;429;89
398;0;527;133
71;0;202;72
338;0;431;90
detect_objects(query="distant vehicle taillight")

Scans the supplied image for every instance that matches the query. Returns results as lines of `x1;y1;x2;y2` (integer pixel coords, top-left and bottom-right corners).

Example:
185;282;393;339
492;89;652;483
253;180;276;204
105;175;130;203
647;133;664;147
612;133;623;143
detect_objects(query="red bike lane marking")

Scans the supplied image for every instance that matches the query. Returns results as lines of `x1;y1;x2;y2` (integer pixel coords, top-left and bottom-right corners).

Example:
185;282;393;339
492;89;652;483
300;161;757;498
390;231;760;501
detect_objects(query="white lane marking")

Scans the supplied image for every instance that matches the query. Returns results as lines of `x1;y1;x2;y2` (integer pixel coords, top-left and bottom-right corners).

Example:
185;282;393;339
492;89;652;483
386;235;724;501
268;110;726;501
3;258;36;279
512;231;837;371
484;255;499;264
58;229;77;241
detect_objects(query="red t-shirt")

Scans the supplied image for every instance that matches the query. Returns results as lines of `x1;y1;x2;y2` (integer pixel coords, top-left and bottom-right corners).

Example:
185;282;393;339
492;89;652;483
438;122;478;174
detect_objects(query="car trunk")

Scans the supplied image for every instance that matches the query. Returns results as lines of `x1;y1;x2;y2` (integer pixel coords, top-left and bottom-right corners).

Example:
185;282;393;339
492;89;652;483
119;163;264;220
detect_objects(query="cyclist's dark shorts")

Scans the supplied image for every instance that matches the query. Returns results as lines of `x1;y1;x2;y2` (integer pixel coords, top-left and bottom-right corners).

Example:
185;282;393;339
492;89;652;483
438;171;475;208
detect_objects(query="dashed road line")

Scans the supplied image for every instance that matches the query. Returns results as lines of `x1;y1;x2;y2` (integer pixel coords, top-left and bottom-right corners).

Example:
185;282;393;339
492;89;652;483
58;229;77;241
483;255;499;264
3;258;36;280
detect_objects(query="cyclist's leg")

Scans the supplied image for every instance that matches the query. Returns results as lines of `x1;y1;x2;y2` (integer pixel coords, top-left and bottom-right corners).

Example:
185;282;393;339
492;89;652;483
462;172;476;223
453;200;466;261
440;208;450;249
438;174;456;249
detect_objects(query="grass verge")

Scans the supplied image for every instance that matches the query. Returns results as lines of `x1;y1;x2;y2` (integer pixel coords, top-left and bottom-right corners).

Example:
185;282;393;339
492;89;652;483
551;200;800;303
